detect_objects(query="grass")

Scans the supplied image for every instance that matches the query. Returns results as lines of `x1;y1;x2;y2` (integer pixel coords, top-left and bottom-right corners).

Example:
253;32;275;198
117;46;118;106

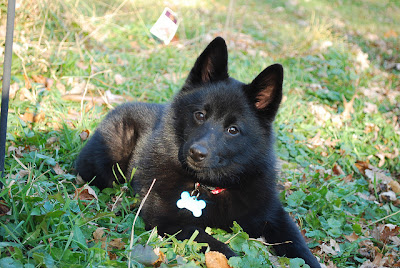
0;0;399;267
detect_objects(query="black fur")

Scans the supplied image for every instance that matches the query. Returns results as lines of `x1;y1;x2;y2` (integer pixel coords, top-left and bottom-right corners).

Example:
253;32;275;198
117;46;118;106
76;37;320;267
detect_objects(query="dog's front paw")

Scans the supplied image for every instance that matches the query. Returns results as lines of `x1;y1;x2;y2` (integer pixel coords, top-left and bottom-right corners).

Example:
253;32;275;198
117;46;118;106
213;244;237;259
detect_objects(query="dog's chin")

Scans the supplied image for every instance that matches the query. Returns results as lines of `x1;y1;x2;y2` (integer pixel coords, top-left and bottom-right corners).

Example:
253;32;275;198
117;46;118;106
184;160;240;188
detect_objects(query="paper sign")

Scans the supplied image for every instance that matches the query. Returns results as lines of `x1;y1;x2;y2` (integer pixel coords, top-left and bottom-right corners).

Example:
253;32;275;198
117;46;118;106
150;7;180;45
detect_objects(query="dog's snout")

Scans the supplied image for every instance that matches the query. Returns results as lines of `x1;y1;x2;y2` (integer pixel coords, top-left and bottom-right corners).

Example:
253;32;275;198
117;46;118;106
189;144;208;162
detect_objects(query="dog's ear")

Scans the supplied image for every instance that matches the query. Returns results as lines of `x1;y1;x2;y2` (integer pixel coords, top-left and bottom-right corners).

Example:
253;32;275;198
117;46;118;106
182;37;229;90
245;64;283;121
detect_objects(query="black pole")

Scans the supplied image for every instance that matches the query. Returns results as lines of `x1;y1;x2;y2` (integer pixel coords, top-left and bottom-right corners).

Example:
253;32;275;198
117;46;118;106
0;0;16;188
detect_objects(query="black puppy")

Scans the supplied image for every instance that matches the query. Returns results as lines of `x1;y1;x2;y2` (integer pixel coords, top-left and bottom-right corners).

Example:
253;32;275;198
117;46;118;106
76;37;320;267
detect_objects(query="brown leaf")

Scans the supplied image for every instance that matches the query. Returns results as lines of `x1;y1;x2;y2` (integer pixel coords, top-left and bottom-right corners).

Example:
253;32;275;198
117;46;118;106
20;112;34;123
108;251;117;260
309;103;331;126
344;232;359;242
0;200;11;216
355;160;369;176
45;78;54;89
93;228;107;248
19;87;35;102
75;174;86;185
53;163;64;175
372;252;384;266
33;112;46;123
67;81;86;94
9;82;19;99
319;239;341;256
356;161;394;185
342;174;353;182
153;247;166;267
380;191;397;202
17;169;30;178
205;251;232;268
46;136;58;145
109;238;125;249
389;180;400;194
332;163;345;176
372;224;400;244
24;74;32;90
80;130;90;141
342;95;356;120
74;185;98;201
8;145;24;158
32;75;46;84
384;29;398;38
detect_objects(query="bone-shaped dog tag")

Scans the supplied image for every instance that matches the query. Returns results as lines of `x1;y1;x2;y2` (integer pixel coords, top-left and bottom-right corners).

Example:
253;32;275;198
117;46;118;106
176;191;206;217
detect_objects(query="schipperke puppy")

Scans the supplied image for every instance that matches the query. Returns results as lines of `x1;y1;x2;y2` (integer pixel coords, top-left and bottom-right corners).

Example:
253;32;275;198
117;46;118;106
76;37;320;267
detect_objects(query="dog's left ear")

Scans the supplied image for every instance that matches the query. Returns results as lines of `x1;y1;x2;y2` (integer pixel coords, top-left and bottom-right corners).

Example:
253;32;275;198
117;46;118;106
245;64;283;121
182;37;229;90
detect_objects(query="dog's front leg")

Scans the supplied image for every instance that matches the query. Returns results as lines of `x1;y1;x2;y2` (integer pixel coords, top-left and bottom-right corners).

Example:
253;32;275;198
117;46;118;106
262;206;321;268
163;225;236;258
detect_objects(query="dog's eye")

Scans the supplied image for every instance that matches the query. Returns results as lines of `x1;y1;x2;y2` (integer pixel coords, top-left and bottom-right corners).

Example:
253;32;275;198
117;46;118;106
227;126;239;135
194;111;206;122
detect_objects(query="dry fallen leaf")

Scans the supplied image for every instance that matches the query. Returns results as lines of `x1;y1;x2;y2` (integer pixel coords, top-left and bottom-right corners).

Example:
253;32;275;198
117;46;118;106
9;82;19;99
109;238;125;249
342;95;356;120
74;185;98;201
108;251;117;260
80;130;90;141
105;90;126;104
68;81;87;94
388;180;400;194
19;87;35;102
114;74;125;85
93;227;107;248
384;29;398;38
46;136;58;145
153;247;166;267
75;174;86;185
344;232;359;242
45;78;54;89
8;145;24;158
0;200;11;216
372;224;400;244
363;102;378;114
205;251;232;268
379;191;397;202
332;163;345;176
16;169;30;178
20;112;34;123
53;163;65;175
33;112;46;123
32;74;47;84
24;73;32;90
309;103;331;126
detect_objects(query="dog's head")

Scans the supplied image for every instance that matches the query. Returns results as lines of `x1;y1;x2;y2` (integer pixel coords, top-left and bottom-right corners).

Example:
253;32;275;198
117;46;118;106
171;37;283;187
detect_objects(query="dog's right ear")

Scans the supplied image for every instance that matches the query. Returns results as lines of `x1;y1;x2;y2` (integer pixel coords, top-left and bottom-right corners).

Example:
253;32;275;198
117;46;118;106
182;37;229;90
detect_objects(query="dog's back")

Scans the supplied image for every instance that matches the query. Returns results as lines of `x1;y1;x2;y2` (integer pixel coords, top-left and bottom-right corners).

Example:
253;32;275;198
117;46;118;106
76;102;164;188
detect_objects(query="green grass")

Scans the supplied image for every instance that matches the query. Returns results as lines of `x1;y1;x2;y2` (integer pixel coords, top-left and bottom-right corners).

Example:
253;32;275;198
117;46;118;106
0;0;399;267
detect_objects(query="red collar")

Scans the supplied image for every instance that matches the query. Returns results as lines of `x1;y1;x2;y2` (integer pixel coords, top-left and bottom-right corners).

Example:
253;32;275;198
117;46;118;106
194;182;226;195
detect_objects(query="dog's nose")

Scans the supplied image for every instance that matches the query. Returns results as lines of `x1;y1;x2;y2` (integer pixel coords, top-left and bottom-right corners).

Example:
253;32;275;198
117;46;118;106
189;144;208;162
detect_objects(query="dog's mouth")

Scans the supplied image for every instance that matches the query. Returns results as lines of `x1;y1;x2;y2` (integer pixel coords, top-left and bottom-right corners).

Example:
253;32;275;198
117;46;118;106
184;156;241;189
